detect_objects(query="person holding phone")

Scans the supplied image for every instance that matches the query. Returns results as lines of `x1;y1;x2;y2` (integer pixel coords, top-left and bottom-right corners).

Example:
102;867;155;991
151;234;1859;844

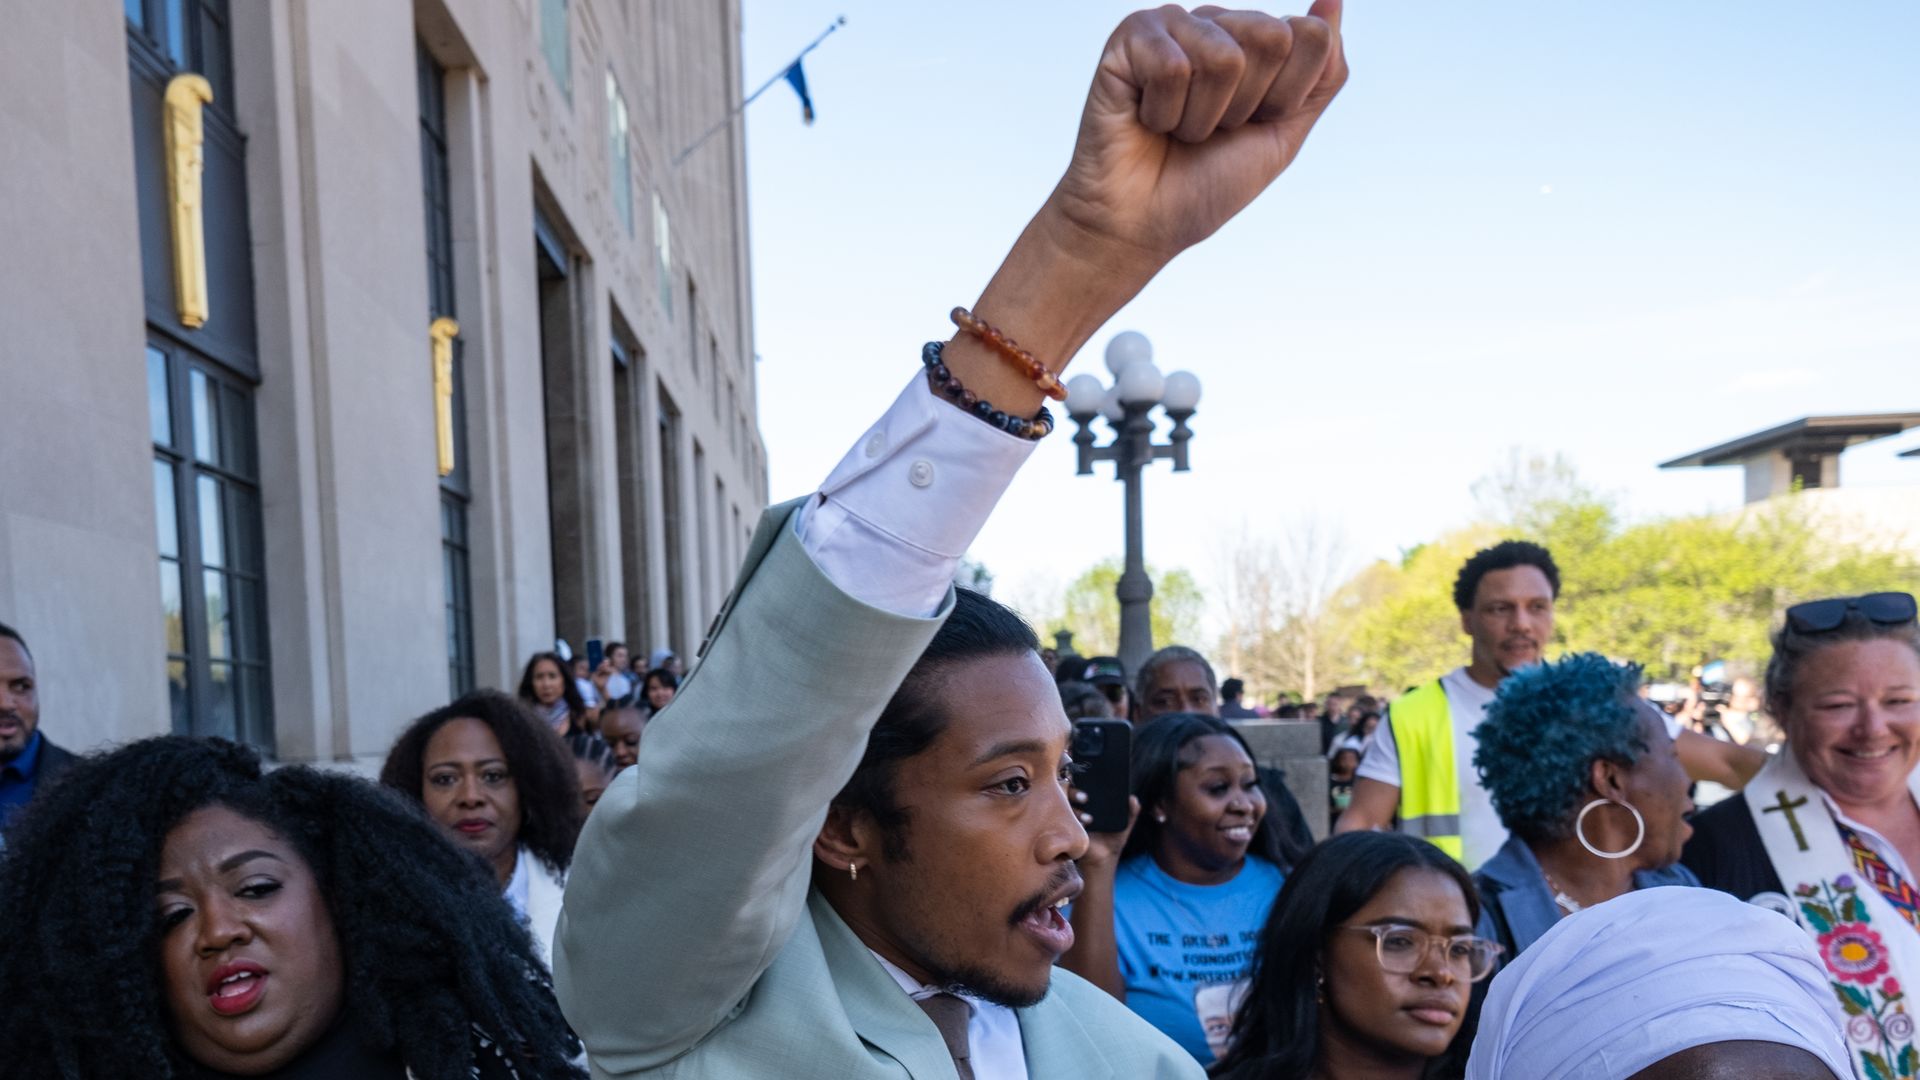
1061;714;1290;1065
552;5;1348;1076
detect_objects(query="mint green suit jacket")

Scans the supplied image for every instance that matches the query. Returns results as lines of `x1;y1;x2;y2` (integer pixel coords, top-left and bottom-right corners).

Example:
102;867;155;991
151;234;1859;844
554;502;1202;1078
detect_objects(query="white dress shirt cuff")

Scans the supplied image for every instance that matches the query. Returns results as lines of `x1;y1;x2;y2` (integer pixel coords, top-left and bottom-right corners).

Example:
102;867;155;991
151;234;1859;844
797;373;1036;617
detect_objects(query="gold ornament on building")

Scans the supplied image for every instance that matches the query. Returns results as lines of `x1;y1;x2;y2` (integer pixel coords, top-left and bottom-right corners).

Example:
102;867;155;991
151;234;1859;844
430;317;461;476
163;73;214;329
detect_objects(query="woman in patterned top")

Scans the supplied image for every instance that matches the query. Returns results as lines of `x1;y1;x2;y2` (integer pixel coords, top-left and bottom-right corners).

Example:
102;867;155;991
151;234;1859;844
1684;592;1920;1080
0;736;585;1079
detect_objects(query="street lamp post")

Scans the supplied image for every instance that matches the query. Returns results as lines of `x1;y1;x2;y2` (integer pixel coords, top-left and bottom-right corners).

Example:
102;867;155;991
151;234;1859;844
1064;331;1203;679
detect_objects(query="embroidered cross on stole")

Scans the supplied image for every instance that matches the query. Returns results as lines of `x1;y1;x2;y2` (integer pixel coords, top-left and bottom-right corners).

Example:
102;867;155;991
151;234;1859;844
1747;751;1920;1080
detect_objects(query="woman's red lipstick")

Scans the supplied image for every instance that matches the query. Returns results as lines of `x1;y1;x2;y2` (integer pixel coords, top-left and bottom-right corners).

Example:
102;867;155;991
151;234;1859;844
205;960;267;1016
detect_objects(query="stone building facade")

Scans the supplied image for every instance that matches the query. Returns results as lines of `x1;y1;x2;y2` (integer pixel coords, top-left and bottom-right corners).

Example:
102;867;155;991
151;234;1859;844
1;0;765;766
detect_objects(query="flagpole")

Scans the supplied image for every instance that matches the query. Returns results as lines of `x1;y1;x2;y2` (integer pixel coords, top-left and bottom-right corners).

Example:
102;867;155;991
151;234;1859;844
672;15;846;169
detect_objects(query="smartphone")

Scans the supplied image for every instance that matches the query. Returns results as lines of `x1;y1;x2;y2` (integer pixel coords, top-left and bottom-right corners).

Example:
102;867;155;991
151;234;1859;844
1071;719;1132;833
586;637;605;672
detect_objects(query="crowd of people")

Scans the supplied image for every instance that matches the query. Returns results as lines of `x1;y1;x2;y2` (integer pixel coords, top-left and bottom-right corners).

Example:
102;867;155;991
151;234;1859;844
0;4;1913;1078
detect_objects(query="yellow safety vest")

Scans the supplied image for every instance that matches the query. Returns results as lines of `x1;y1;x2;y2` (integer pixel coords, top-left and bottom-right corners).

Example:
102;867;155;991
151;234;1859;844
1389;679;1464;863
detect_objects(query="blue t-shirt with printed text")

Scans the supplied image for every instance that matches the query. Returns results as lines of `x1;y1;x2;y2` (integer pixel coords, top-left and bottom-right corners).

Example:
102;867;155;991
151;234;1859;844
1112;853;1285;1063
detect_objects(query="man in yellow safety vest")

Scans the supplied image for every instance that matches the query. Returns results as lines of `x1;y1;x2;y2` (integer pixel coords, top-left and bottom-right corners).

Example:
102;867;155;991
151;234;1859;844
1335;540;1763;870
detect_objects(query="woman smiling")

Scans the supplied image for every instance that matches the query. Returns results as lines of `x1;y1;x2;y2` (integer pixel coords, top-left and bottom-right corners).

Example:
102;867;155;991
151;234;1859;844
1684;591;1920;1080
0;736;582;1078
1062;713;1290;1065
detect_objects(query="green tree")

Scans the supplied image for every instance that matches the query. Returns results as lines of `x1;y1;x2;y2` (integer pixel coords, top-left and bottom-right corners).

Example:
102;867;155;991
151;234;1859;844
1335;459;1918;693
1333;526;1503;694
1543;496;1917;679
1046;558;1204;658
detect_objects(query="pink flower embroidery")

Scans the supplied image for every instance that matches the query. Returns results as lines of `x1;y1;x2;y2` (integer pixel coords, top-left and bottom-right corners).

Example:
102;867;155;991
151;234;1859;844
1890;978;1906;998
1819;924;1891;985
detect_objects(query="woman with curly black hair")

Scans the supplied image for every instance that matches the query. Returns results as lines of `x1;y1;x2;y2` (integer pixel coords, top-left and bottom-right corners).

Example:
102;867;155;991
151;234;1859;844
0;735;584;1080
381;689;581;969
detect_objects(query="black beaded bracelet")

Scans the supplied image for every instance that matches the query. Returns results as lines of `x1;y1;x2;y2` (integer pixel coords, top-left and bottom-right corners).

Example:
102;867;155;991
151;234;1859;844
922;341;1055;441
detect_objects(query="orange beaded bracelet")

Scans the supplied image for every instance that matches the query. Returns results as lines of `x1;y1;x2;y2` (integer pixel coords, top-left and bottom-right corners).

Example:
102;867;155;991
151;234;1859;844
950;307;1070;402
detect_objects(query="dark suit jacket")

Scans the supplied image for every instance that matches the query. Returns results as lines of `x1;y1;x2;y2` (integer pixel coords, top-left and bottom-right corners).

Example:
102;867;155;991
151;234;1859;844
1681;791;1788;900
39;736;76;788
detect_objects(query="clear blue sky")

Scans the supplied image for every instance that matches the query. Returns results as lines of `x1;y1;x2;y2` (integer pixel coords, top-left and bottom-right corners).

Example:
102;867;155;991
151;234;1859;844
739;2;1920;618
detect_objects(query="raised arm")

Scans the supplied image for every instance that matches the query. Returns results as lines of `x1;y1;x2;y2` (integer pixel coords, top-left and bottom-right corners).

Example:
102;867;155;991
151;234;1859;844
554;5;1347;1071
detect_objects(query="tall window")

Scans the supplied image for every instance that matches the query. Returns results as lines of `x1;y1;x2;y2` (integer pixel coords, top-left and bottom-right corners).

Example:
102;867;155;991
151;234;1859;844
686;279;700;380
419;40;476;697
126;0;233;111
726;378;738;457
540;0;571;103
149;344;272;745
613;334;652;652
658;389;686;651
653;192;672;316
133;0;266;748
606;70;633;234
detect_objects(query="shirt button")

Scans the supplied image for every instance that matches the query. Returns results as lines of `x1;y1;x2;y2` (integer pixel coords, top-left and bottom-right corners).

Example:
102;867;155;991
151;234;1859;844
908;460;935;488
864;432;886;458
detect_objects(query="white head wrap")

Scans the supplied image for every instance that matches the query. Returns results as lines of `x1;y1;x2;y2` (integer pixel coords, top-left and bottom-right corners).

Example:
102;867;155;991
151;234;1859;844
1466;887;1852;1080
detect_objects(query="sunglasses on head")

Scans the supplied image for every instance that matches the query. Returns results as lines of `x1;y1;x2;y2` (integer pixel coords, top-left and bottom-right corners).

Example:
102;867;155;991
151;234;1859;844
1784;592;1918;635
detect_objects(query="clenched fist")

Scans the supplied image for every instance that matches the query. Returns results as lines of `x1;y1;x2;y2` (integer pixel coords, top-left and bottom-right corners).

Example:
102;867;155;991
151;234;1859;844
1053;2;1348;271
944;3;1349;415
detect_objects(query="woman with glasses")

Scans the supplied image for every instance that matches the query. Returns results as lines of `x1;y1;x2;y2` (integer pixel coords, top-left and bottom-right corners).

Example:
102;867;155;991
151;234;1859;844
1211;831;1499;1079
1471;652;1700;964
1684;590;1920;1080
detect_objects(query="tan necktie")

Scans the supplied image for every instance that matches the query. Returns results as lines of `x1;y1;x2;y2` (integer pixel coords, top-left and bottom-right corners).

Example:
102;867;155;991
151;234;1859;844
915;992;975;1080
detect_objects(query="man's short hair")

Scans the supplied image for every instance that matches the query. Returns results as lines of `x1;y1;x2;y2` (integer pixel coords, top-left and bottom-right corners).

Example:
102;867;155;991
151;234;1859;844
1453;540;1561;612
0;621;27;659
1220;677;1245;701
1134;645;1217;713
830;589;1040;861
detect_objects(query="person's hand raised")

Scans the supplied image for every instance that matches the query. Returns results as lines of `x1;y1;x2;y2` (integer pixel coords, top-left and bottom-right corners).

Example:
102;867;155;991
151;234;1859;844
1049;3;1347;277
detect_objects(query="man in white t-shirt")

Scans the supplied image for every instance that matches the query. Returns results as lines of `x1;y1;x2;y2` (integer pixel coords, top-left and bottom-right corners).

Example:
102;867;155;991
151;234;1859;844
1336;540;1764;871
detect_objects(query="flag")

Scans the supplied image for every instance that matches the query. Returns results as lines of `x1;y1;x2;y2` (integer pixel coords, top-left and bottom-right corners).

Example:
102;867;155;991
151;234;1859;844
783;59;815;125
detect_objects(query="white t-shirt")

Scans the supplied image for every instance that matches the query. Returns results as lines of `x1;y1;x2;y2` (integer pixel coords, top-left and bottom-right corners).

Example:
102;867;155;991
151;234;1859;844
1358;668;1504;870
1358;666;1684;872
605;672;634;702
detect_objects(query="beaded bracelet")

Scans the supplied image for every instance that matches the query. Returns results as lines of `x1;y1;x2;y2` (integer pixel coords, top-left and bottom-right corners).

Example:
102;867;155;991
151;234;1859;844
922;341;1055;441
949;307;1070;402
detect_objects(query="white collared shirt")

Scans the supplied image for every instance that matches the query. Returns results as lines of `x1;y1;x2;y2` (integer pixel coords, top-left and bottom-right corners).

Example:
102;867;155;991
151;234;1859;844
797;373;1036;619
868;949;1030;1080
503;843;531;919
1820;792;1919;884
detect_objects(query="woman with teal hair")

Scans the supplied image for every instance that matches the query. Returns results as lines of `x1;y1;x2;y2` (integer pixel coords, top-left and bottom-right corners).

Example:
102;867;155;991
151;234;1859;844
1470;652;1700;963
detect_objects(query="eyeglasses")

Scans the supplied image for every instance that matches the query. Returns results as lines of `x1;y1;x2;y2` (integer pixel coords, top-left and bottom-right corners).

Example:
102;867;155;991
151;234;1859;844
1785;592;1918;635
1336;924;1504;983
